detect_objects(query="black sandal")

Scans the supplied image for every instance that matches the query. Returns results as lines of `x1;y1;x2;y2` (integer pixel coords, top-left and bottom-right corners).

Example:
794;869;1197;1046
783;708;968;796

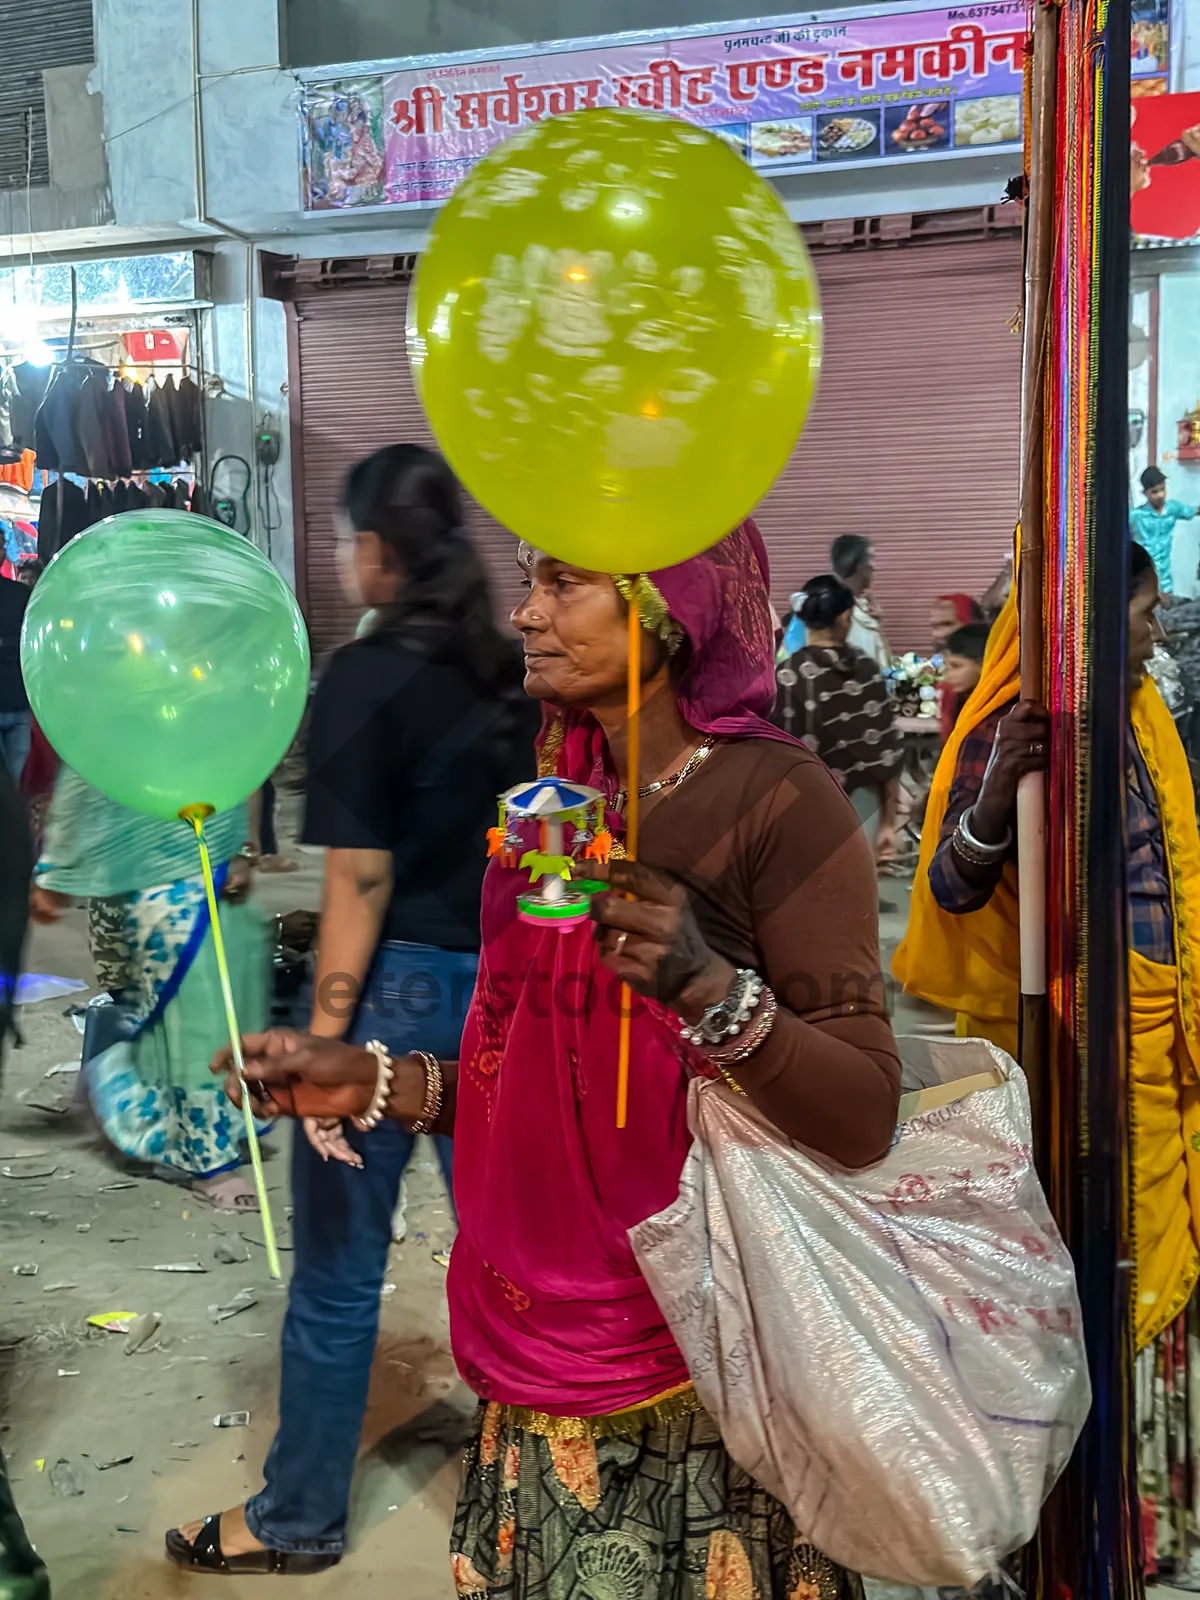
165;1513;341;1575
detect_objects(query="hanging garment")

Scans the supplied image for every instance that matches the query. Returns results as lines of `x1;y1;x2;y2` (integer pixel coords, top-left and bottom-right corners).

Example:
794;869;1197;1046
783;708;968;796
37;478;88;564
34;370;87;474
122;380;150;471
0;367;18;465
9;363;51;455
189;480;214;518
77;371;117;480
170;373;202;459
145;377;178;468
103;380;132;479
0;451;34;492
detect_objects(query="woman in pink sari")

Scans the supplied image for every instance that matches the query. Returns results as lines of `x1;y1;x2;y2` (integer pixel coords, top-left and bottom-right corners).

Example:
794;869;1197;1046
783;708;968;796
189;523;900;1597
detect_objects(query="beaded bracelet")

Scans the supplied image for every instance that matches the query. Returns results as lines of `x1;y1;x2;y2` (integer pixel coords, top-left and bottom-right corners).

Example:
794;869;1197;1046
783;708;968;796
706;987;778;1068
350;1039;394;1132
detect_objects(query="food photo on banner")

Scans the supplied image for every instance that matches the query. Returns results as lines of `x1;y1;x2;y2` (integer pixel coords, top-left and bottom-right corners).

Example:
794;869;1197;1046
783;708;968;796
1132;90;1200;243
297;0;1028;214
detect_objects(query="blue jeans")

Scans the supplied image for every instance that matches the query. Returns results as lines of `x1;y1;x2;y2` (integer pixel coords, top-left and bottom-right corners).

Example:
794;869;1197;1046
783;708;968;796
245;940;477;1556
0;713;29;784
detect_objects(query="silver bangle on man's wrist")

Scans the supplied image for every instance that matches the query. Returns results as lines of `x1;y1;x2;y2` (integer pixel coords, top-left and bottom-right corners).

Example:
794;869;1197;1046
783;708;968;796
952;804;1012;867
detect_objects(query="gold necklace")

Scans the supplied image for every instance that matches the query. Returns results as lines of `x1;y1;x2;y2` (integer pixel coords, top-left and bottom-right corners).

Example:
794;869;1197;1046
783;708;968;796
614;738;717;812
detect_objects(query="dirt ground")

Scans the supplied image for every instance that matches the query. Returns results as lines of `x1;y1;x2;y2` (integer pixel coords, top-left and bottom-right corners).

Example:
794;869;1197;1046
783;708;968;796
2;812;941;1600
3;841;464;1600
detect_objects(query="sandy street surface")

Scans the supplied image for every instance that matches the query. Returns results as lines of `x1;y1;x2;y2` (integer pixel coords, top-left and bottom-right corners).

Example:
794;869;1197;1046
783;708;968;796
2;845;463;1600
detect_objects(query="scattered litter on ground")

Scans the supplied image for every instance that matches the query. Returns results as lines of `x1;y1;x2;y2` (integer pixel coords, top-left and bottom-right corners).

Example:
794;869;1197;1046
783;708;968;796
48;1459;84;1497
18;1090;72;1116
16;975;88;1006
123;1312;163;1355
381;1282;396;1298
98;1181;137;1193
213;1411;250;1429
45;1062;80;1078
239;1230;292;1253
56;1370;80;1379
432;1251;452;1269
212;1238;250;1265
1;1163;58;1180
142;1261;206;1274
42;1282;78;1294
169;1441;200;1449
30;1323;84;1355
94;1454;133;1471
209;1288;257;1324
86;1312;136;1335
13;1264;38;1277
75;1223;89;1234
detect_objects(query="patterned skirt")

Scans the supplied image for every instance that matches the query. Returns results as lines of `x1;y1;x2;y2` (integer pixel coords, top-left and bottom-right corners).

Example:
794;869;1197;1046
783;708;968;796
450;1399;863;1600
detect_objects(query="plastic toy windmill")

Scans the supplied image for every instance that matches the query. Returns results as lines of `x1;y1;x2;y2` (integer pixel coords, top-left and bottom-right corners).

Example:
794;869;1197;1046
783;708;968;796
489;777;609;929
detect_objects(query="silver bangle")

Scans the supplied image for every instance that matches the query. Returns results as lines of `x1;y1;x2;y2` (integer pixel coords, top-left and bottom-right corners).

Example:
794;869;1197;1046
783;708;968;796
350;1039;394;1132
706;987;778;1067
680;968;765;1048
953;804;1012;867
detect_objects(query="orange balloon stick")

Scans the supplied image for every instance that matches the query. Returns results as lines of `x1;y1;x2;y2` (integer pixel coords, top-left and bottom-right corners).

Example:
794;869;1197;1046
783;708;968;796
617;596;641;1129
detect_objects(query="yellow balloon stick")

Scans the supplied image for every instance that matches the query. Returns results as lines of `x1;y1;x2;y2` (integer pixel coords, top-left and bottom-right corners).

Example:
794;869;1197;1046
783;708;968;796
616;598;641;1131
181;805;282;1280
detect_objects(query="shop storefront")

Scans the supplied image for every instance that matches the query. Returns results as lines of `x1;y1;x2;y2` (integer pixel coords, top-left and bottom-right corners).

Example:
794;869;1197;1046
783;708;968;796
0;251;218;574
268;212;1023;657
271;0;1033;655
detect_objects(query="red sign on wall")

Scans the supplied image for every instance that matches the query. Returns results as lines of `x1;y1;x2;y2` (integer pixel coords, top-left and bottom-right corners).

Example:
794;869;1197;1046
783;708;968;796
1132;92;1200;242
122;329;180;364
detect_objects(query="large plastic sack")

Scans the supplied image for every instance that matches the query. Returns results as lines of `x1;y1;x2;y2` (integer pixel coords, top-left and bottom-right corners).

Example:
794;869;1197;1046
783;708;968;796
629;1037;1090;1587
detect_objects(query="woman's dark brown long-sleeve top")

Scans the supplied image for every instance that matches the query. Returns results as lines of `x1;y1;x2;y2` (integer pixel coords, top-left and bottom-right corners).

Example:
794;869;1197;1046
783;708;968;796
640;737;901;1169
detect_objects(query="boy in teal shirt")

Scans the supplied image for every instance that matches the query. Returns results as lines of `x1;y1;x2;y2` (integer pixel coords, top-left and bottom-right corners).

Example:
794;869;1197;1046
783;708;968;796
1130;466;1198;594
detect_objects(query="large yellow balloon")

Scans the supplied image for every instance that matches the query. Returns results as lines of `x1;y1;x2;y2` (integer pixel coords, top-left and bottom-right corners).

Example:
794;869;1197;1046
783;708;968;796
408;108;821;574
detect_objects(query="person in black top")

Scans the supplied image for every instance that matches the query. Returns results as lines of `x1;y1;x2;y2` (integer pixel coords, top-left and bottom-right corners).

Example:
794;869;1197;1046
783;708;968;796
168;445;537;1576
0;570;30;782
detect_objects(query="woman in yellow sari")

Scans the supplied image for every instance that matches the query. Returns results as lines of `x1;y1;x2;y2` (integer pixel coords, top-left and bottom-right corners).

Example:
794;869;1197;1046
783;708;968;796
894;542;1200;1352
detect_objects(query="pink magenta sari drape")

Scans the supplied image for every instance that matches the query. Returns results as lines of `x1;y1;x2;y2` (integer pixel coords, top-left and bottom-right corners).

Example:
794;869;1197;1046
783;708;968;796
448;521;799;1414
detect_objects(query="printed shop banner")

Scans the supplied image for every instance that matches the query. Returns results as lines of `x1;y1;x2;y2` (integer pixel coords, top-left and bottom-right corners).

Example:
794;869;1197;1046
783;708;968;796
300;1;1028;213
1132;91;1200;242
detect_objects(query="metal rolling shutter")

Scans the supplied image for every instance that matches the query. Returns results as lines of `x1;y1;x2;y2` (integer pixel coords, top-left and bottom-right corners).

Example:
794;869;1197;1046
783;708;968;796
292;282;525;655
754;236;1023;653
0;0;94;189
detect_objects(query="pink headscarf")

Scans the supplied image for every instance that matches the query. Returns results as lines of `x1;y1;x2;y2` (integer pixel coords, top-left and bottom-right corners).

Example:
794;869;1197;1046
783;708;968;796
549;518;797;803
447;522;795;1416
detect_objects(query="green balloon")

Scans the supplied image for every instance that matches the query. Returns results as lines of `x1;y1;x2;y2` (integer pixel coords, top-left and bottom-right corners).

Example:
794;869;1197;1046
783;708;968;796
22;512;310;822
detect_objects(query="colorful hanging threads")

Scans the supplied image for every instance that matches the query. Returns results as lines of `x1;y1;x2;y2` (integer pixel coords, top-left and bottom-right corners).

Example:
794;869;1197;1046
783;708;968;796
1039;0;1139;1592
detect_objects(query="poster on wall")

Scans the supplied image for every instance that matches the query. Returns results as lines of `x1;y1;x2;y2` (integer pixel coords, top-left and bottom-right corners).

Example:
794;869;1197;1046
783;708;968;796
1132;91;1200;241
1131;0;1171;98
299;0;1028;214
302;77;387;210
